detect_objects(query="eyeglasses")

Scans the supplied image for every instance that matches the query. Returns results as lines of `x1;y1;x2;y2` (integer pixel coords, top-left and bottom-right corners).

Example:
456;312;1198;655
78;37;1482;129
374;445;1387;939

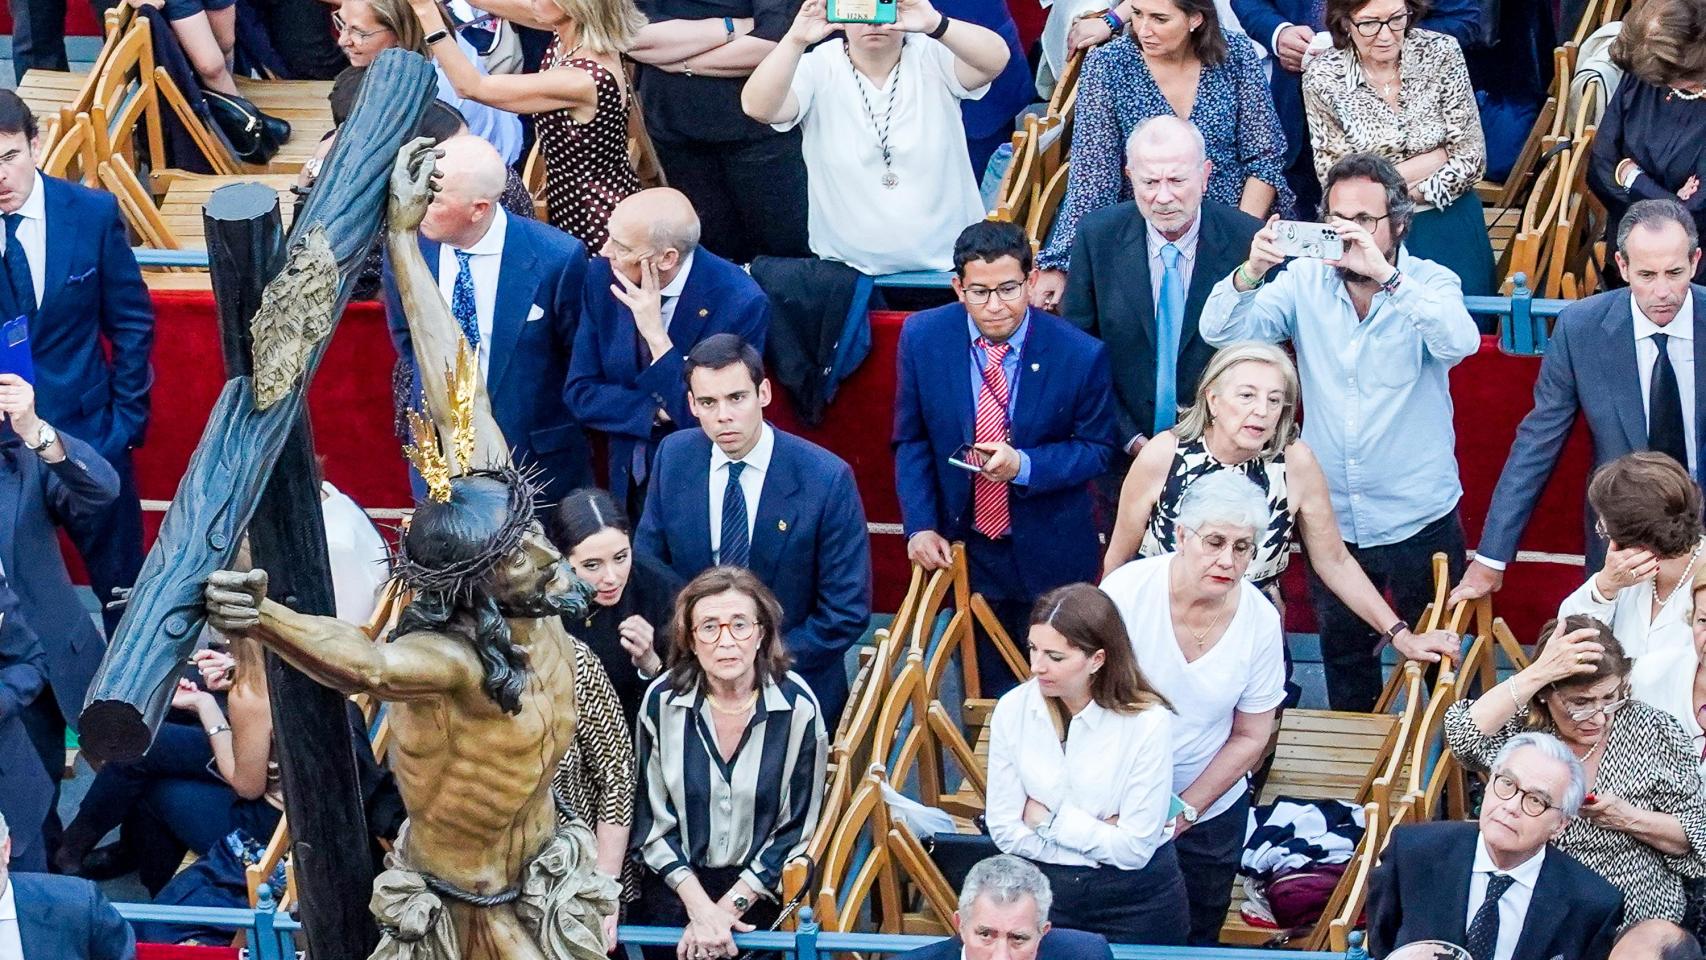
333;12;391;42
1190;529;1257;560
1594;517;1609;541
1350;11;1411;37
694;616;760;646
1559;695;1628;723
1489;773;1555;818
1328;211;1392;231
963;281;1027;305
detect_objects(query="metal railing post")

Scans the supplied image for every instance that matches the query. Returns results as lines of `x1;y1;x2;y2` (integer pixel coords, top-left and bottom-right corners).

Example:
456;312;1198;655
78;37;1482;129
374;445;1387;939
1510;272;1536;355
795;907;821;960
1344;930;1369;960
251;886;284;960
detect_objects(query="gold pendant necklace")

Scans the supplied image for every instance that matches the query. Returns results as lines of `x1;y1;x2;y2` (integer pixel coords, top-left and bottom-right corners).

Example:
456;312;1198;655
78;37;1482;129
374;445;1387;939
708;690;759;715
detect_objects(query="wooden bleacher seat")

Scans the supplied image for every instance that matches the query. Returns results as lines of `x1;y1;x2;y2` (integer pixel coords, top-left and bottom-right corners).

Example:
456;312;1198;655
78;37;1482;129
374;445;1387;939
232;77;335;176
156;173;299;249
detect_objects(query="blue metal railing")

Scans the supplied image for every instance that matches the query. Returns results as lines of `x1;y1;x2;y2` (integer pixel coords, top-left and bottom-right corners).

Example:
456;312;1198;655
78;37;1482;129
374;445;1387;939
130;248;1569;356
113;900;1366;960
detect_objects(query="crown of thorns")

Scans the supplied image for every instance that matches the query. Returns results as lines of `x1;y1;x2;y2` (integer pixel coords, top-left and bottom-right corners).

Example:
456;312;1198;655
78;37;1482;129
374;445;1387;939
390;462;544;598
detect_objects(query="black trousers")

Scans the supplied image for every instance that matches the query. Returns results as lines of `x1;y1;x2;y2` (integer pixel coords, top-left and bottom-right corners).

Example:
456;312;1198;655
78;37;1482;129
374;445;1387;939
965;531;1032;698
8;0;115;81
20;685;67;860
1032;844;1189;946
650;132;809;265
65;449;144;640
1173;791;1249;946
1310;509;1466;712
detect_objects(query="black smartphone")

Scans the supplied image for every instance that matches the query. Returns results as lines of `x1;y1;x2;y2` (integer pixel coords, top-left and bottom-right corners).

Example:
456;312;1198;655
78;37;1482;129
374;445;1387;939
948;442;984;473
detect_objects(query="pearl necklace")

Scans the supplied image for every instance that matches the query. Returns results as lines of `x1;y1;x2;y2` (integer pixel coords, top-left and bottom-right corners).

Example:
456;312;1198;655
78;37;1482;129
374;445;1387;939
1668;85;1706;101
1654;541;1704;613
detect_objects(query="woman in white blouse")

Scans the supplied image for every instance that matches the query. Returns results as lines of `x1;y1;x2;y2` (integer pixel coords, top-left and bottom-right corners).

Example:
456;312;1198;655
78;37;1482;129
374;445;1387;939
1634;562;1706;771
1099;469;1288;945
986;583;1187;945
1559;453;1705;661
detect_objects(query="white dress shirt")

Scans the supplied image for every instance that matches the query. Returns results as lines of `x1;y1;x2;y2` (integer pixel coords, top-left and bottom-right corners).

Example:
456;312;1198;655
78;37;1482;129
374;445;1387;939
1200;249;1480;547
1466;835;1545;960
1557;543;1703;661
1631;642;1706;774
1634;291;1697;474
985;678;1175;870
433;35;524;165
709;422;774;562
0;877;22;960
1147;213;1201;318
1100;554;1288;820
321;481;391;626
0;171;48;308
434;205;509;380
658;251;695;335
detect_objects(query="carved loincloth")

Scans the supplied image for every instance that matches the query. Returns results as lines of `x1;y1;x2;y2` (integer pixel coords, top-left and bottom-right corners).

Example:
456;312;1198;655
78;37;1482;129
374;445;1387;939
369;818;619;960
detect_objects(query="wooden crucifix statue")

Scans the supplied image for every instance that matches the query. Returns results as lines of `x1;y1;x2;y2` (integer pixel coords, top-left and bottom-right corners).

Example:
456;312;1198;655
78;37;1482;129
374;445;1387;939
201;138;617;960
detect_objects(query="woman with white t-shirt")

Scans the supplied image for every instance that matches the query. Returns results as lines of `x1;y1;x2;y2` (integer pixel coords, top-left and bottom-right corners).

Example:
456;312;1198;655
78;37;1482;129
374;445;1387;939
740;0;1010;275
1099;469;1287;946
986;583;1187;945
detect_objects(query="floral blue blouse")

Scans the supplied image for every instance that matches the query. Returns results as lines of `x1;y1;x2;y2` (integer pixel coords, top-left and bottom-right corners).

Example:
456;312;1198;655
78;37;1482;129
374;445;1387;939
1037;29;1292;270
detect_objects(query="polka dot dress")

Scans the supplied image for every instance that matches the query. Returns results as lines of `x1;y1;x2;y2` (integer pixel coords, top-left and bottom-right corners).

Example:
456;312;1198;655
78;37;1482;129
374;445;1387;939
537;42;642;250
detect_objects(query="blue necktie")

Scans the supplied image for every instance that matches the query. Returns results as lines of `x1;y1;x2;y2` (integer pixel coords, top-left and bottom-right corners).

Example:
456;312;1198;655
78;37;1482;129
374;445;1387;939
3;213;36;319
1154;242;1184;435
720;461;751;568
451;250;480;351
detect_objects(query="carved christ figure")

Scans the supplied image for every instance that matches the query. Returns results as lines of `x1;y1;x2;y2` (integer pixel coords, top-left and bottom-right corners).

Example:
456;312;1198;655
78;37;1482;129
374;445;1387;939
203;140;616;960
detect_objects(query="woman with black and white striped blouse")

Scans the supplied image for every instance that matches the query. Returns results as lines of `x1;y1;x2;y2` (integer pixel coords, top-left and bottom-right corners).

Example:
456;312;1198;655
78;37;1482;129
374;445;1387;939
633;566;828;960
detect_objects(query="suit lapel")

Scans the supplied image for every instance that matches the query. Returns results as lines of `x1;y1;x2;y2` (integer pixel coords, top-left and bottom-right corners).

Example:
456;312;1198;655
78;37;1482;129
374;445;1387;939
1691;289;1706;491
1443;827;1476;944
668;257;716;353
1012;311;1052;447
1509;850;1561;960
1602;292;1648;454
948;308;977;445
1123;212;1157;349
486;224;537;393
748;433;799;585
38;177;72;313
13;879;51;957
1183;208;1230;346
684;439;715;570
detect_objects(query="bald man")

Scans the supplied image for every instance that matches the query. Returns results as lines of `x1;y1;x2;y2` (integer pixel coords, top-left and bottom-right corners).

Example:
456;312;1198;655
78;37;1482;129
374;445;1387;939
382;134;594;499
1040;116;1263;535
1611;920;1702;960
567;188;771;518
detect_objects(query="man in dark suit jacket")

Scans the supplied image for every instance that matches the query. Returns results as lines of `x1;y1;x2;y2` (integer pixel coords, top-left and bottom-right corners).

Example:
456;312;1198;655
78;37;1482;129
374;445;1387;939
1230;0;1479;210
636;334;869;722
567;189;771;518
0;92;153;639
896;221;1117;690
0;578;50;874
0;813;135;959
0;373;119;863
1451;199;1706;606
1059;117;1262;479
383;134;592;502
897;855;1113;960
1370;733;1623;960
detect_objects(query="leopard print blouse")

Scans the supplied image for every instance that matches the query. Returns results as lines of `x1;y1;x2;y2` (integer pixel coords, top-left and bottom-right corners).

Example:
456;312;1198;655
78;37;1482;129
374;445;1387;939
1301;29;1486;212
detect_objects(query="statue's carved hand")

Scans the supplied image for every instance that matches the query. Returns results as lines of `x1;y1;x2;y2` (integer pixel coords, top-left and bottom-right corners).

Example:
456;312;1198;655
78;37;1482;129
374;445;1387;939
387;137;442;234
205;569;270;633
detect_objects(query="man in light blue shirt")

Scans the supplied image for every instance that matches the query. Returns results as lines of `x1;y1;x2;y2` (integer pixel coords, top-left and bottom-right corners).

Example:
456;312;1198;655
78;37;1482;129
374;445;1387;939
1200;152;1480;711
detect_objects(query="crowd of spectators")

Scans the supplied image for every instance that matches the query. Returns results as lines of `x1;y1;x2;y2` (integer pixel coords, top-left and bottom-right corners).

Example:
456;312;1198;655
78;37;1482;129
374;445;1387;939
5;0;1706;956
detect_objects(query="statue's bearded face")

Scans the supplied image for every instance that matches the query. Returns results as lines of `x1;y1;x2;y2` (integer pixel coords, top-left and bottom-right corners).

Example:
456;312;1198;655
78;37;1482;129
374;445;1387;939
491;525;592;619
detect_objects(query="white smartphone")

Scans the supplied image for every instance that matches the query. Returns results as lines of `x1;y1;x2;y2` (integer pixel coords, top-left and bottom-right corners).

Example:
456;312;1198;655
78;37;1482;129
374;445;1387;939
1271;220;1345;261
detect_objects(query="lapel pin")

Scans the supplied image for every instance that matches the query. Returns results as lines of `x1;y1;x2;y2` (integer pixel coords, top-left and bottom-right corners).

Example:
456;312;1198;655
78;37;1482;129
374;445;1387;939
698;308;708;317
1030;363;1040;372
778;520;788;532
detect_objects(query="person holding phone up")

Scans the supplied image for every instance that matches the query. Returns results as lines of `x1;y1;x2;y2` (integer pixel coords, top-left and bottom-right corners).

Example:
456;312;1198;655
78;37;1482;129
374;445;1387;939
893;221;1119;694
1199;151;1479;713
738;0;1009;276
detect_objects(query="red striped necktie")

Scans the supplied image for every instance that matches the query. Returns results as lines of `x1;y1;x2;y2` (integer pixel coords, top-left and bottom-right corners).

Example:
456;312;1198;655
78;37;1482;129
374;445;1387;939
973;338;1012;538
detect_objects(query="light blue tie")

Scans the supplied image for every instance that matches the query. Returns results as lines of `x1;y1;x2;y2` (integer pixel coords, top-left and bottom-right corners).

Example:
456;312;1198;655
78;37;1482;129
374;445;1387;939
1154;242;1185;434
452;250;480;350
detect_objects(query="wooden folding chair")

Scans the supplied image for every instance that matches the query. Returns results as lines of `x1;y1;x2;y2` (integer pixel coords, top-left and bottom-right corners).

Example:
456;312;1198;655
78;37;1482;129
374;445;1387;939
15;5;133;152
151;66;241;176
813;768;904;932
1025;161;1071;257
86;13;167;173
38;111;99;186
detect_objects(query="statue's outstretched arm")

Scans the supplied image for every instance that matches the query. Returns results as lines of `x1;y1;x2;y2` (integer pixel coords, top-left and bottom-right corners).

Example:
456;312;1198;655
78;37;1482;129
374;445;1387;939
206;570;474;700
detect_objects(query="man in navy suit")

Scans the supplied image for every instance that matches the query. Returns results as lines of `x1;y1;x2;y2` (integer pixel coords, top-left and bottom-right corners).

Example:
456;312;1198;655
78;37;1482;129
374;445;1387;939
1451;199;1706;606
383;134;593;502
0;373;118;865
897;855;1113;960
635;334;869;723
1230;0;1479;210
567;189;770;519
0;578;50;875
0;91;153;639
1369;733;1623;960
0;811;135;959
894;221;1117;690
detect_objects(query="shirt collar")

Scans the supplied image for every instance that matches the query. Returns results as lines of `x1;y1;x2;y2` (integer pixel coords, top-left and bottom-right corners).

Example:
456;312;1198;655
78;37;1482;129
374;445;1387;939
1633;291;1696;342
1343;33;1420;93
14;171;44;223
1471;833;1546;890
1146;212;1202;261
966;311;1031;353
0;876;15;922
666;674;795;713
710;421;775;476
457;205;508;257
1022;678;1108;731
661;250;697;300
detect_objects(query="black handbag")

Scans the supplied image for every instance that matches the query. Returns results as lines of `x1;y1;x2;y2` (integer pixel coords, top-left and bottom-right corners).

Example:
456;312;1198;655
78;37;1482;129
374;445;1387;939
203;89;284;164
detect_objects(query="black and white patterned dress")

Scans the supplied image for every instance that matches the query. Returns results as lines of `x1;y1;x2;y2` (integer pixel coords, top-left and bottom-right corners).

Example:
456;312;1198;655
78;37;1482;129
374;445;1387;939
1444;699;1706;926
535;44;641;250
1141;437;1294;587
